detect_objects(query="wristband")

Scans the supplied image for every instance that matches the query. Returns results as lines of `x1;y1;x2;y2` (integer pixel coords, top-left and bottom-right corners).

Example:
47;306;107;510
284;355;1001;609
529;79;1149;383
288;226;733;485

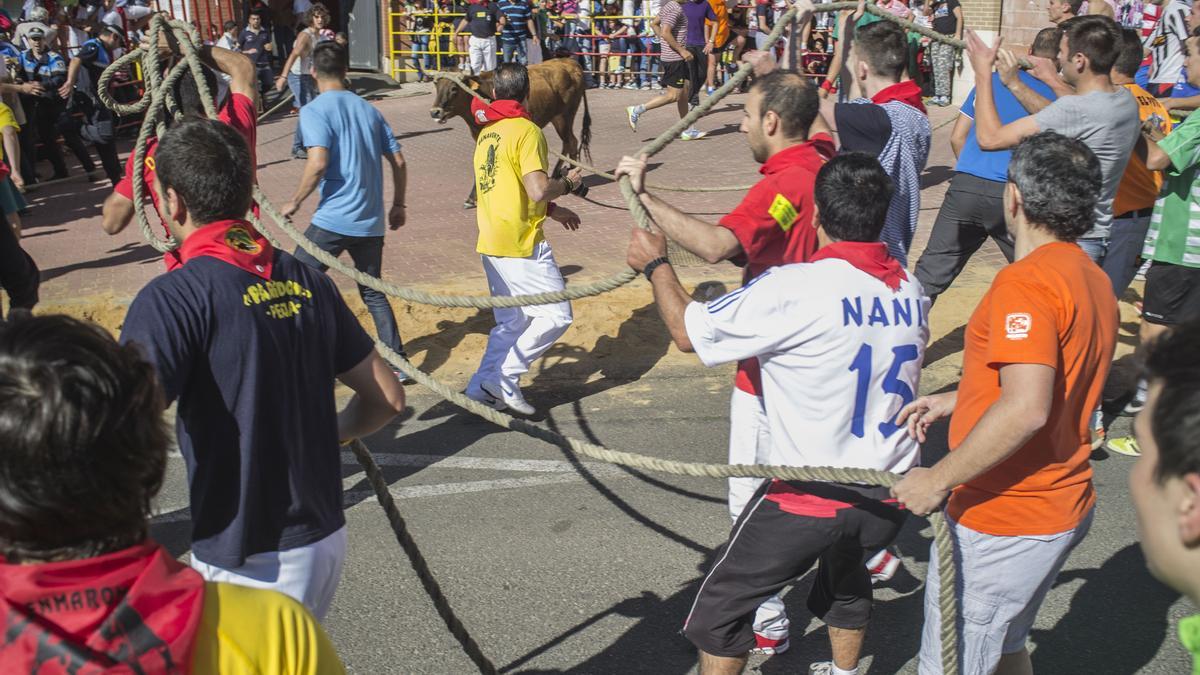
642;256;669;280
820;79;836;94
547;201;558;217
562;176;576;194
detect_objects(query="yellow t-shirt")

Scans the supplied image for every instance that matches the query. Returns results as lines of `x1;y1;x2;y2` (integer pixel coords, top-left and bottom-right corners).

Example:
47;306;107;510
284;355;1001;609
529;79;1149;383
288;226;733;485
473;117;549;258
0;103;18;164
191;582;346;674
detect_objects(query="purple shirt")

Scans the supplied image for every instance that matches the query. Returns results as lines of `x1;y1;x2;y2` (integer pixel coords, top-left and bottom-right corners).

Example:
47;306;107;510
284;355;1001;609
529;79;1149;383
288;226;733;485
680;0;715;46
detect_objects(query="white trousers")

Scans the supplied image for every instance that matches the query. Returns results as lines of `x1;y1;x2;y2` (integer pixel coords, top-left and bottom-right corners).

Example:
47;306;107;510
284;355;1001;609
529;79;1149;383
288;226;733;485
468;36;497;74
727;387;789;641
470;240;572;394
190;526;347;621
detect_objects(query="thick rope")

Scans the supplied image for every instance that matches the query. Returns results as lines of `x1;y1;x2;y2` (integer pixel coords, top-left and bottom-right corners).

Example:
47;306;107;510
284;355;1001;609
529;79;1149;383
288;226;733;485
256;185;639;307
349;440;499;675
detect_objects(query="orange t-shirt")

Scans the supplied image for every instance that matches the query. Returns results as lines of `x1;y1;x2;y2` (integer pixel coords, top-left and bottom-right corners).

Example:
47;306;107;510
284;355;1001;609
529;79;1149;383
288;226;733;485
707;0;730;48
1114;83;1173;215
946;242;1117;537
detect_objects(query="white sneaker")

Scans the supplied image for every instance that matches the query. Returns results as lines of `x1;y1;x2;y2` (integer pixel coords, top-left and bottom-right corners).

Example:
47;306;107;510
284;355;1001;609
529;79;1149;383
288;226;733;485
866;547;901;583
482;382;536;416
680;128;707;141
808;663;835;675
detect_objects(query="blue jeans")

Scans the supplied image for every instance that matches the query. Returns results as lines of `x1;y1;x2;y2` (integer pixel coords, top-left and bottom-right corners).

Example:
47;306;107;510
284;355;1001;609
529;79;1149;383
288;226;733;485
1104;211;1152;296
410;33;432;76
287;73;317;154
501;38;527;64
292;224;406;357
1077;237;1109;267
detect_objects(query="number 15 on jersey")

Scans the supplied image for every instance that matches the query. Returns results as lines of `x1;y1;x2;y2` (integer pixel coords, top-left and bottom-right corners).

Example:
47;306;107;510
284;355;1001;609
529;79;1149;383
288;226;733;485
848;342;921;439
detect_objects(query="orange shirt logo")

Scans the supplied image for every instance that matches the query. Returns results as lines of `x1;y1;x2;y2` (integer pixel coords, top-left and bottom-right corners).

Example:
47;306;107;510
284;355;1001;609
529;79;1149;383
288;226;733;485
1005;312;1031;340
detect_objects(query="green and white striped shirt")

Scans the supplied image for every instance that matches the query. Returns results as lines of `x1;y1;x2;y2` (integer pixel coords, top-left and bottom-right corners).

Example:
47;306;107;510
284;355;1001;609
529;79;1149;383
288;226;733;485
1146;112;1200;269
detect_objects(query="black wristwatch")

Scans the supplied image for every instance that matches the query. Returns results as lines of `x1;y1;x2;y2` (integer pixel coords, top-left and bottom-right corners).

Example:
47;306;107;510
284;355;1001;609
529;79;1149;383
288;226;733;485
642;256;670;279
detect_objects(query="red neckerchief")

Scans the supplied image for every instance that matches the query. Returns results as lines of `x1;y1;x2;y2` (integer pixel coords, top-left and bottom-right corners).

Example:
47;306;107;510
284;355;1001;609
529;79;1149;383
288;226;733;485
810;241;908;290
0;541;206;674
179;219;274;280
759;134;836;176
872;80;926;113
471;98;533;126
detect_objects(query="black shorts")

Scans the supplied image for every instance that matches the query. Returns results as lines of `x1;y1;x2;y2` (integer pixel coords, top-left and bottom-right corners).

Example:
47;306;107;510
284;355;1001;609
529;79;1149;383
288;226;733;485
1144;261;1200;325
661;59;689;89
682;480;907;657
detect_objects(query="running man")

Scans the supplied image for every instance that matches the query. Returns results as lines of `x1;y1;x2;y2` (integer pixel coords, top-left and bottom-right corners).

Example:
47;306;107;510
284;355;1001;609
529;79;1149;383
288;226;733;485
616;69;834;655
464;63;585;415
629;153;930;675
892;133;1117;675
282;43;412;378
626;0;707;140
120;118;406;620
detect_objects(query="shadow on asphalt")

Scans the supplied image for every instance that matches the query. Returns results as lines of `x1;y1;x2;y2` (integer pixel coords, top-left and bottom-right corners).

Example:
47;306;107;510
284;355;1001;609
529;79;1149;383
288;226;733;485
1030;544;1177;673
40;242;161;282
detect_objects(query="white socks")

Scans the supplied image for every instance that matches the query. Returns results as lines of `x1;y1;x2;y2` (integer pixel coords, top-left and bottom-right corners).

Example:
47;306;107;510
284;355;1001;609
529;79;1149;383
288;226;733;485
832;665;859;675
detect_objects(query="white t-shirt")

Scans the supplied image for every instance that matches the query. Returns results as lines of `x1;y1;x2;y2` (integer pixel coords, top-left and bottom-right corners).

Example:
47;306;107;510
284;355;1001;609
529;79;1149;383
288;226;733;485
684;259;930;474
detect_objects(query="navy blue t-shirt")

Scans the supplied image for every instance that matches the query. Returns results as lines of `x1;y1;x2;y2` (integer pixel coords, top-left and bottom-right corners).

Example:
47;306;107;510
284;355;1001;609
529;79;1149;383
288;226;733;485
957;72;1057;183
498;0;532;42
121;247;374;568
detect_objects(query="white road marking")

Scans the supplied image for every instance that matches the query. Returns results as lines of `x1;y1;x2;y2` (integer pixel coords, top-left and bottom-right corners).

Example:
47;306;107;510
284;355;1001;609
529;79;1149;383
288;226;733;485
150;454;629;526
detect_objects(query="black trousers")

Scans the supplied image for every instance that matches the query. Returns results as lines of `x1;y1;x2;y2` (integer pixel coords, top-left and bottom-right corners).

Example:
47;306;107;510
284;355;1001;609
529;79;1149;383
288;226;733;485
23;96;95;178
683;480;906;657
0;210;38;315
913;172;1016;302
686;45;706;106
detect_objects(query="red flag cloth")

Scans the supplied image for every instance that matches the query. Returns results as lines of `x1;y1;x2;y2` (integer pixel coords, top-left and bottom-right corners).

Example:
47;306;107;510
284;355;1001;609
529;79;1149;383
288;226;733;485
871;79;927;113
0;541;206;674
810;241;908;290
470;98;533;126
178;219;275;280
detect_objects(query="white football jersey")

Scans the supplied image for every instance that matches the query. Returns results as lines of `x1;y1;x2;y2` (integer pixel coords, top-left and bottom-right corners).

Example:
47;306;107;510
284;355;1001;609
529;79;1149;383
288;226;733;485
685;258;931;473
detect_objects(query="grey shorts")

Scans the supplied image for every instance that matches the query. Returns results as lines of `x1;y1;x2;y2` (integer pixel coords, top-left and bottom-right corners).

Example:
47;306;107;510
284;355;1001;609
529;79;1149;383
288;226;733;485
917;509;1094;675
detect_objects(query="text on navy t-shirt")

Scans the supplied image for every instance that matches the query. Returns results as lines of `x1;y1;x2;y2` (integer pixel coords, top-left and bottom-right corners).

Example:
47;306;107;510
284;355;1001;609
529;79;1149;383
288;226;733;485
121;249;374;568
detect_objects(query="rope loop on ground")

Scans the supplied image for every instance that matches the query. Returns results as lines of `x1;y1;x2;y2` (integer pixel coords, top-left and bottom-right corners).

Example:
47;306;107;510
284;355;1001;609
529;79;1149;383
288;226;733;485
105;10;963;673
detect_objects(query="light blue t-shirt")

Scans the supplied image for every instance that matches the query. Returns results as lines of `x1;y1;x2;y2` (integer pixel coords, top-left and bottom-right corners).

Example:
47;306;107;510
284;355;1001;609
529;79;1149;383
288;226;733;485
300;90;402;237
957;72;1057;183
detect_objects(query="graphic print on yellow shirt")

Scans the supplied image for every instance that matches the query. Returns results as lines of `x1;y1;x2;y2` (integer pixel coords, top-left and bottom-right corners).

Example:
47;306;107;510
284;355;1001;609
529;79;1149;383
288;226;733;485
473;117;549;258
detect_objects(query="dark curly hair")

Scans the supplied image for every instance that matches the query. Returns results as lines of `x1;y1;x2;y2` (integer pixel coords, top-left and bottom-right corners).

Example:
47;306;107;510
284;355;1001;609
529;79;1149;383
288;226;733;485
1006;131;1101;241
0;315;169;562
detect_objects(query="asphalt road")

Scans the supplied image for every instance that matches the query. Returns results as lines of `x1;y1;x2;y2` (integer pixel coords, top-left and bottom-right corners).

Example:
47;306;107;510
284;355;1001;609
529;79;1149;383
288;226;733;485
149;361;1192;674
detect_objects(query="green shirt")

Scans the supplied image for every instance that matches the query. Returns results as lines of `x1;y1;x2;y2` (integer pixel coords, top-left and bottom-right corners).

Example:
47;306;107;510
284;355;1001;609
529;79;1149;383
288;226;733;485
832;10;882;39
1180;614;1200;674
1146;111;1200;268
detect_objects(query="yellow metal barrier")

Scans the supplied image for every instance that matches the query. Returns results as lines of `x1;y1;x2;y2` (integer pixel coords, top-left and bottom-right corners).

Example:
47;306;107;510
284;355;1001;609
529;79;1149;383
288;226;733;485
385;9;763;82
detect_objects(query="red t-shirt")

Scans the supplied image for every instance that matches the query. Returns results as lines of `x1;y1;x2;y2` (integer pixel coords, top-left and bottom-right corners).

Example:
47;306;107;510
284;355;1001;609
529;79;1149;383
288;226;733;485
113;93;259;271
717;134;835;395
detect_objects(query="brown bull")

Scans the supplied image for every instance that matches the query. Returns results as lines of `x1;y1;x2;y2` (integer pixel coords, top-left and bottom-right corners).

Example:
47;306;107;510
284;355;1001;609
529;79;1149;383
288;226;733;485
430;58;592;208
